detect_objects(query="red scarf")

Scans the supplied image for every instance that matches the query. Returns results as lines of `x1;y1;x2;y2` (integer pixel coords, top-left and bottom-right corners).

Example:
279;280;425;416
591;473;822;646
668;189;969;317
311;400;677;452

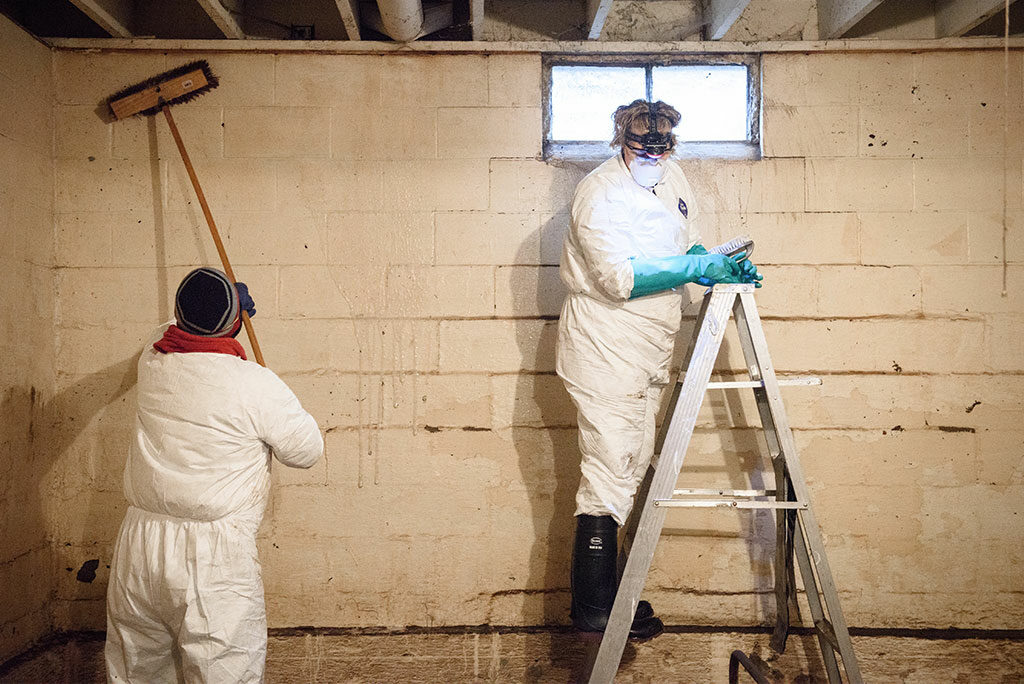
154;324;247;360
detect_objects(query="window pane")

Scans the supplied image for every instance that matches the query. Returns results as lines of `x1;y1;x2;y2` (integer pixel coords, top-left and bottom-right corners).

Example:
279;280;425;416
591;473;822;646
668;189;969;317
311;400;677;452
550;66;646;141
652;65;749;141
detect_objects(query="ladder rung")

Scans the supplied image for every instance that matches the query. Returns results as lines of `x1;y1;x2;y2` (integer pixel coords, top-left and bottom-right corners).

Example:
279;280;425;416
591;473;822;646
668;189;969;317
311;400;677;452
690;376;822;390
654;499;808;509
673;488;776;497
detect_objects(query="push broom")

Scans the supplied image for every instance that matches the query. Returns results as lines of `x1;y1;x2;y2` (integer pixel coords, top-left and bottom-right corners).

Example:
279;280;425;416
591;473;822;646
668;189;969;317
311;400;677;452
107;61;266;366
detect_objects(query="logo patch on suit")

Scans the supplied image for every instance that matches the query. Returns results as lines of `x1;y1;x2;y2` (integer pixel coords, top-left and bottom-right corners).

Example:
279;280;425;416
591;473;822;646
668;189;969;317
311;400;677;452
678;198;688;217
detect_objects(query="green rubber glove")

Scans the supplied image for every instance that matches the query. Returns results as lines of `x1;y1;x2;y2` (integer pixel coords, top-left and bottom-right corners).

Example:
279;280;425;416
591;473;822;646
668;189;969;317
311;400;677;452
686;244;709;255
630;254;746;299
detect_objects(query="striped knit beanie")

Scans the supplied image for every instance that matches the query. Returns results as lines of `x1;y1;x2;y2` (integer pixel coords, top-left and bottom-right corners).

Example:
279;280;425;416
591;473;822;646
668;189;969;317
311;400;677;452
174;267;240;337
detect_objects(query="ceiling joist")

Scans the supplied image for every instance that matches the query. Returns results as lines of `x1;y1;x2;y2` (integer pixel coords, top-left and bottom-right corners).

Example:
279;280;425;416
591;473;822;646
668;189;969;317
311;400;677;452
334;0;361;41
67;0;133;37
585;0;615;40
705;0;752;40
936;0;1013;36
817;0;886;38
195;0;245;39
471;0;485;40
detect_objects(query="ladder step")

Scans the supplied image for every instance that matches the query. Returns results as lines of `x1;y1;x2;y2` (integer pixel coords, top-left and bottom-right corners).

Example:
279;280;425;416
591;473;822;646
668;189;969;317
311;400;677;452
654;499;808;509
688;375;821;390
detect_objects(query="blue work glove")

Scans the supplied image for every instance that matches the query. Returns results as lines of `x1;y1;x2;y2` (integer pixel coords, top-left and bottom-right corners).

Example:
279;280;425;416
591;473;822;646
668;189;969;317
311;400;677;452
732;251;764;288
235;282;256;318
630;254;749;299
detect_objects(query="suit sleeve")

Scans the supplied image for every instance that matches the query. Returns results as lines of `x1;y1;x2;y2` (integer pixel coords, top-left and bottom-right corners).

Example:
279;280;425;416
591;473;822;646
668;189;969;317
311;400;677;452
569;180;636;302
253;371;323;469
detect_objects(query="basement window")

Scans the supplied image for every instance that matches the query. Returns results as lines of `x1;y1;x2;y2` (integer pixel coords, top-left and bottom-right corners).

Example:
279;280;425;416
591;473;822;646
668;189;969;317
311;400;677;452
543;55;761;161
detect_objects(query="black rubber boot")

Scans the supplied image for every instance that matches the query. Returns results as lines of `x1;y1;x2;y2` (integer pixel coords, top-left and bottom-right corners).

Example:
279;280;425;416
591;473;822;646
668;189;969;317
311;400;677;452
571;515;664;641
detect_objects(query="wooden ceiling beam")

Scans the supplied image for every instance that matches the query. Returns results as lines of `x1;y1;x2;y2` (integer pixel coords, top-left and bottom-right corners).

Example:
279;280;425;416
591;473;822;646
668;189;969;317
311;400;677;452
585;0;614;40
817;0;885;38
195;0;245;39
936;0;1014;36
706;0;752;40
67;0;133;37
334;0;361;40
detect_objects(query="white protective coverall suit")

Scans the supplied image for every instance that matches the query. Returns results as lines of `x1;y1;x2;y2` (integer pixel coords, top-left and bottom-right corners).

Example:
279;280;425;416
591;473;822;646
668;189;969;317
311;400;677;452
105;324;323;683
557;153;699;526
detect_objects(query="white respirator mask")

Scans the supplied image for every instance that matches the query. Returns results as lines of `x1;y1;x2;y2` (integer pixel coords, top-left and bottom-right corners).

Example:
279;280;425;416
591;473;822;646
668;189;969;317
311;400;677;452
629;158;666;188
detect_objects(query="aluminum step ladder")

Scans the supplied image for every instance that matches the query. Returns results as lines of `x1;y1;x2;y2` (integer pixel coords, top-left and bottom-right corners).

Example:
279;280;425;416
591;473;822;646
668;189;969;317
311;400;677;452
588;283;863;684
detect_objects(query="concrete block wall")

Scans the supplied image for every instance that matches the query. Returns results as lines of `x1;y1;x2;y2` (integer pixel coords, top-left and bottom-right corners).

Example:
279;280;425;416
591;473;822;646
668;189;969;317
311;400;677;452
39;45;1024;640
0;15;55;663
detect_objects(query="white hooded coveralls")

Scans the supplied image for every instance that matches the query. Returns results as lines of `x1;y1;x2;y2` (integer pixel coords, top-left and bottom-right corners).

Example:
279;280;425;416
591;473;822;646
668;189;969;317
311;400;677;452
557;153;699;526
105;325;323;683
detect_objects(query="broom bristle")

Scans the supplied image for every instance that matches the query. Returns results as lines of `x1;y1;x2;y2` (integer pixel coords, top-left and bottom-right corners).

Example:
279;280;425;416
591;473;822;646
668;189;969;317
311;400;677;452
107;60;219;118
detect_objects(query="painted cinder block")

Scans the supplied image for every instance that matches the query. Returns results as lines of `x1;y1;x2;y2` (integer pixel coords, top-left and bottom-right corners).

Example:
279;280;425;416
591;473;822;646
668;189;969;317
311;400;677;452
331;105;437;160
976;430;1024;485
805;158;914;212
56;105;112;160
56;268;165;327
751;265;818;317
327;212;433;267
487;54;542;107
729;212;859;265
764;319;987;374
763;105;858;158
679;159;803;213
166;158;276;213
920;484;1024;542
915;158;1023;212
439;320;557;373
968;102;1024;157
435;212;541;265
381;159;490;212
224;106;331;159
798;429;977;488
437;107;542;159
415;373;493;428
279;264;387;318
539;213;569;266
494;265;565;317
0;548;49;627
0;14;52;97
921;265;1024;314
818;266;922;317
96;210;222;269
328;319;440;374
859;104;970;158
276;159;382;212
812;483;923;540
172;53;276;108
0;76;51;156
221;210;329;266
987;314;1024;371
275;54;382;107
859;211;969;265
56;159;157;213
113;105;223;160
382;54;488;108
854;53;917;108
1;137;52;212
967;211;1023;264
914;51;1024;109
55;324;150;375
488;159;582;213
54;52;169;106
490;373;575;429
385;265;494;317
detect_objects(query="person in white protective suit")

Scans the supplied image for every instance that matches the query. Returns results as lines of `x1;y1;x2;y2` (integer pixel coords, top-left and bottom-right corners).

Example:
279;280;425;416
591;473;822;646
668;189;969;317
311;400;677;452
105;267;323;683
557;100;762;640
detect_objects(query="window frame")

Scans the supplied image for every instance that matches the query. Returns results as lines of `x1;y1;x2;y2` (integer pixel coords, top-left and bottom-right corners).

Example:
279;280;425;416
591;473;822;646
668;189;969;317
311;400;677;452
542;53;762;162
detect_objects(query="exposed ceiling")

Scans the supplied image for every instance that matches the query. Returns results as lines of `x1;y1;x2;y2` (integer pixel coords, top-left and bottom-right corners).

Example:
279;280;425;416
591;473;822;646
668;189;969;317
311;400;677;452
1;0;1022;44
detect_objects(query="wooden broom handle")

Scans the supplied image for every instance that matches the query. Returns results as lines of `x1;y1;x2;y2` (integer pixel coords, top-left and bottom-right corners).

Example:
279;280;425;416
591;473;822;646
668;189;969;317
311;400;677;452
161;105;265;367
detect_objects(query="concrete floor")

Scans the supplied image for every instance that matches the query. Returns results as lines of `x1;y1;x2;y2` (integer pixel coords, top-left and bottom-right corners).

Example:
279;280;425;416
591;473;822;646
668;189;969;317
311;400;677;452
2;628;1023;683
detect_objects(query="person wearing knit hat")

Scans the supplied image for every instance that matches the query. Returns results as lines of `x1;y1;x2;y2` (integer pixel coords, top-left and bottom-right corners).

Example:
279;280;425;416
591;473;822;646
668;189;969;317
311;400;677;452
106;268;322;684
175;266;245;337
